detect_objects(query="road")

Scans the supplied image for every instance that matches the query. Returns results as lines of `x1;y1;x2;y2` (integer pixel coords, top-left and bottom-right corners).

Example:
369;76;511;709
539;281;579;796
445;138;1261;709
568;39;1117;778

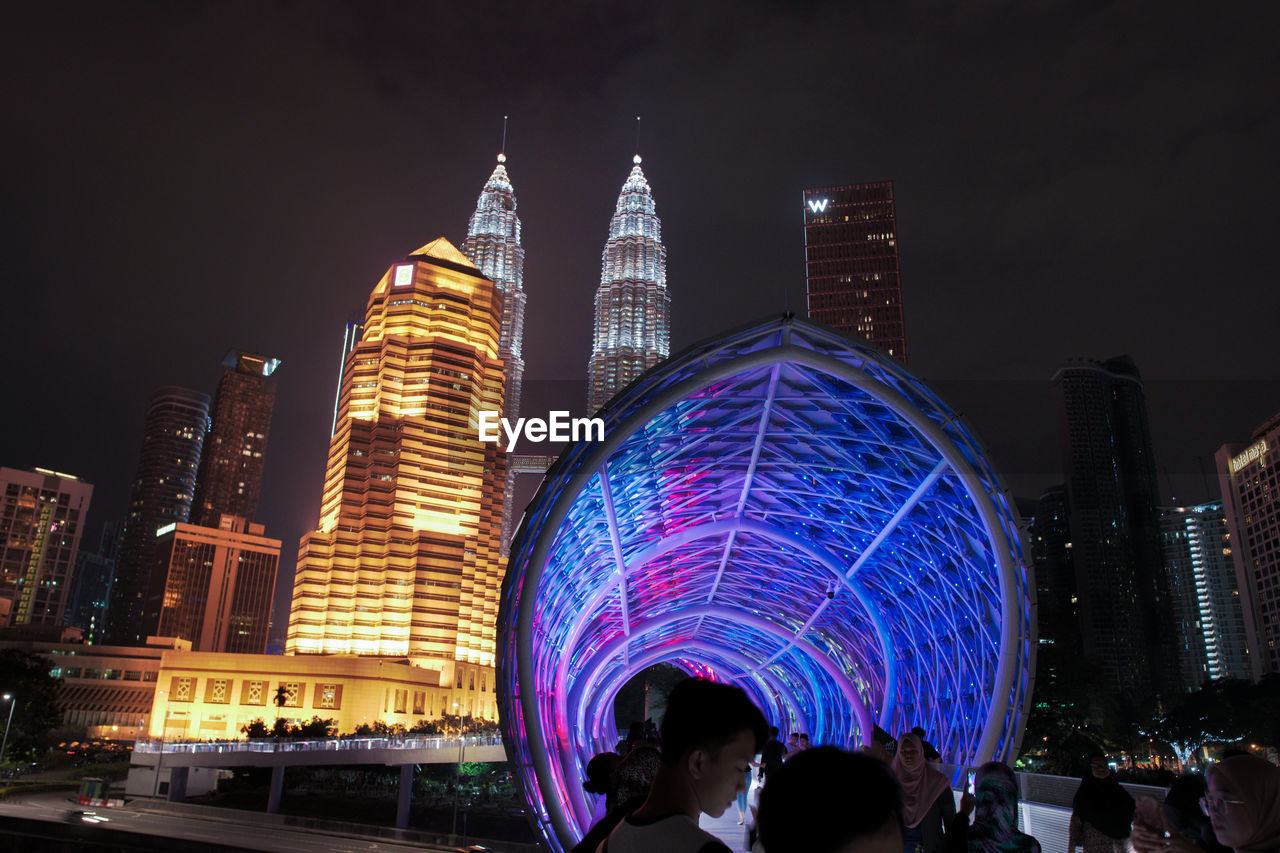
0;790;452;852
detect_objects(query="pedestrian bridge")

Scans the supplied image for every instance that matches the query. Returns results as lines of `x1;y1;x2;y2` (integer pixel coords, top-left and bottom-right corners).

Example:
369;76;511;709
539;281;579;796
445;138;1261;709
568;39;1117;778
128;734;506;828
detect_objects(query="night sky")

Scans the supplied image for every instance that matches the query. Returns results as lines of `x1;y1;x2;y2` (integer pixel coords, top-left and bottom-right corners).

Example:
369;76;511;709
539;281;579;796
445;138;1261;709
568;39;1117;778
4;2;1278;643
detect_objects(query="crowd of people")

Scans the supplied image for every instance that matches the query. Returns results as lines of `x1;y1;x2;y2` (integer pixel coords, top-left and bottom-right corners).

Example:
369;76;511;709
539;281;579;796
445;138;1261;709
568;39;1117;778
573;678;1280;853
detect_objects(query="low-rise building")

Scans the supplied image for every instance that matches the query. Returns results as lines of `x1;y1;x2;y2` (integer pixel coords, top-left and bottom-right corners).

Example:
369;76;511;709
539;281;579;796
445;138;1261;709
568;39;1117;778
147;651;497;739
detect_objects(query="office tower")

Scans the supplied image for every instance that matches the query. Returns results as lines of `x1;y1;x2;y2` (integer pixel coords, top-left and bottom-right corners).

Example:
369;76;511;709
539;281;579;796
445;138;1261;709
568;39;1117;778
149;515;280;654
462;153;526;556
285;238;506;663
1160;503;1250;689
1216;411;1280;678
587;155;669;414
1052;356;1175;701
65;521;122;643
190;350;281;526
802;181;908;362
0;467;93;627
106;386;210;645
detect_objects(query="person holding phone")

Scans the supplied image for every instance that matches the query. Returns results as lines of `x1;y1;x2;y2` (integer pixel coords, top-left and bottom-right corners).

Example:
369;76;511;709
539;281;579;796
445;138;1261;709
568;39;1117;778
946;762;1041;853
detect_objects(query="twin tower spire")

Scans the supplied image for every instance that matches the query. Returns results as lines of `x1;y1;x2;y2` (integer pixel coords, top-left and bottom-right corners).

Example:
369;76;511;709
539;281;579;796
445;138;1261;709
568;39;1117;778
460;147;670;425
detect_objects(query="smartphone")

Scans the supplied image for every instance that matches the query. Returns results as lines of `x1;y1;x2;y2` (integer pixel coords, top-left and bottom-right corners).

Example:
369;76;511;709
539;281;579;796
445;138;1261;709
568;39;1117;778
966;771;976;793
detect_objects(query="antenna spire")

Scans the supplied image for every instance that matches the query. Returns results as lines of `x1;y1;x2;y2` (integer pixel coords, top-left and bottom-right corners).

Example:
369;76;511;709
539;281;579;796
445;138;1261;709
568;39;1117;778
499;115;508;163
634;115;641;156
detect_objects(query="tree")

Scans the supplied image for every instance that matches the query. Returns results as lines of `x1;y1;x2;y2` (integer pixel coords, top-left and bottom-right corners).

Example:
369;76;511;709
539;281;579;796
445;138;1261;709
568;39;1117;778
0;648;63;763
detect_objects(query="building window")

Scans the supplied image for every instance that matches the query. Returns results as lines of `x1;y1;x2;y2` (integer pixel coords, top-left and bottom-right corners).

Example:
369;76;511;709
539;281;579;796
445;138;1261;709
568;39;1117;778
173;677;193;702
281;682;302;708
317;683;339;710
413;691;425;715
394;689;407;714
207;679;229;704
243;680;264;706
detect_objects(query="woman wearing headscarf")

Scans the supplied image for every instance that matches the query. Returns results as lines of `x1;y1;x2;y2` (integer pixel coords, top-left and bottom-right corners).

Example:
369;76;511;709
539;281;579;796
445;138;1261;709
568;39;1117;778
1201;754;1280;853
949;762;1041;853
1069;755;1135;853
893;730;956;853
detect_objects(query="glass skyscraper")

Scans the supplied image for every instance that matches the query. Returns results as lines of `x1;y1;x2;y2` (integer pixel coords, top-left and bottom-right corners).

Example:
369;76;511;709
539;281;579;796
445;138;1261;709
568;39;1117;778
190;350;281;527
587;155;669;414
106;386;210;644
461;153;526;556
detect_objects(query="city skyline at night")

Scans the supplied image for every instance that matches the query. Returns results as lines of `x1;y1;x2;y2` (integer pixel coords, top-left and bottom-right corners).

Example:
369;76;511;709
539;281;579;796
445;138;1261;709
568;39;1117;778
3;3;1277;650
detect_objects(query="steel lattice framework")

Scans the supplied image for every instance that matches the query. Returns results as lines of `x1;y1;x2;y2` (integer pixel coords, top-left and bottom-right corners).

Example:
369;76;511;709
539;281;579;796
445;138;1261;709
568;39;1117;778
498;316;1034;852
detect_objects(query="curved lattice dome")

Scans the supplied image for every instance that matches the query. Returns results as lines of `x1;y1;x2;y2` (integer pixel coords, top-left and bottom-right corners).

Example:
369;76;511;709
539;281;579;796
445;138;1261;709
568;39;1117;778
498;316;1034;852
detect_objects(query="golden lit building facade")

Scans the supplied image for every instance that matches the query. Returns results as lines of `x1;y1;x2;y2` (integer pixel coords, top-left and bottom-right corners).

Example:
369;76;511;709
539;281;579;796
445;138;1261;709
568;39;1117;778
147;652;497;739
286;238;506;664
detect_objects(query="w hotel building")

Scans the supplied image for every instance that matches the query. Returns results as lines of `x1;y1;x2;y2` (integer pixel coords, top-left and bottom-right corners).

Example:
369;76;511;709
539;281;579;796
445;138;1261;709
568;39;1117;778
1217;410;1280;678
286;238;506;667
802;181;907;363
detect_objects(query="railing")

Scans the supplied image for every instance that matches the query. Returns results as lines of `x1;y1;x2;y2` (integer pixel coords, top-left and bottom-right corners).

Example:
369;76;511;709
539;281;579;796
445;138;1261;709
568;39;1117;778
132;734;504;755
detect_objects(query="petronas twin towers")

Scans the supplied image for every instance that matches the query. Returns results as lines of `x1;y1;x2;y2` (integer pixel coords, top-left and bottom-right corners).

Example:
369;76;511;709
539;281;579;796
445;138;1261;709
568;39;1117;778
461;150;670;419
461;149;670;553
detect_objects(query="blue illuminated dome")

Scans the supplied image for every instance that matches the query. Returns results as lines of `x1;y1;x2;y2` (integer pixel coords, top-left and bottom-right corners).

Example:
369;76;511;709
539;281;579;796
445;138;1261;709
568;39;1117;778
498;315;1034;852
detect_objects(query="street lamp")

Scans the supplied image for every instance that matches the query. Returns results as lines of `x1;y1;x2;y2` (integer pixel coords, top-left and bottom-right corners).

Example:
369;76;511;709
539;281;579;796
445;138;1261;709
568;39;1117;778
1;694;15;766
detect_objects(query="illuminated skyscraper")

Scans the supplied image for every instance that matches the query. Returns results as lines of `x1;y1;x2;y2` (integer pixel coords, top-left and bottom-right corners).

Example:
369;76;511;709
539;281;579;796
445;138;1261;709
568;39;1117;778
1160;503;1250;688
802;182;908;362
587;155;669;414
1216;411;1280;678
285;238;506;665
107;386;210;645
462;153;526;555
0;467;93;627
190;350;281;526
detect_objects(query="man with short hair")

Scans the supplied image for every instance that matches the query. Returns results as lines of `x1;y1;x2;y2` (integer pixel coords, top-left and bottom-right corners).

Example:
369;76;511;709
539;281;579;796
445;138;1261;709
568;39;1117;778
759;726;785;781
758;747;904;853
599;678;768;853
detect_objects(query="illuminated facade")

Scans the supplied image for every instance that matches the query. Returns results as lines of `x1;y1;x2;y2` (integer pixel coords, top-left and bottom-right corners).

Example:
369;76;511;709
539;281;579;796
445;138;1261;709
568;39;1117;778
1052;357;1175;699
462;153;527;555
285;238;506;664
1160;503;1250;688
191;350;281;527
1216;412;1280;678
0;467;93;626
501;316;1033;852
145;651;496;739
107;386;210;645
148;515;281;654
802;182;907;362
587;155;669;413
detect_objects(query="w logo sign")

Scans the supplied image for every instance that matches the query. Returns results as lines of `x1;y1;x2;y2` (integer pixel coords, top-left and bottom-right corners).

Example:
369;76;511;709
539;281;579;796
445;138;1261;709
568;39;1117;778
807;198;829;214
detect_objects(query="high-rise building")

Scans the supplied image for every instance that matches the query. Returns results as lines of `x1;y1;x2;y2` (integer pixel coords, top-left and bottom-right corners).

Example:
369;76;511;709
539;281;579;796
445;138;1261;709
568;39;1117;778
802;181;908;362
1028;483;1074;621
0;467;93;627
1160;503;1250;689
65;521;122;643
190;350;281;527
1052;356;1175;701
1216;411;1280;678
462;153;526;556
106;386;210;645
285;238;506;664
587;155;669;414
148;514;281;654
